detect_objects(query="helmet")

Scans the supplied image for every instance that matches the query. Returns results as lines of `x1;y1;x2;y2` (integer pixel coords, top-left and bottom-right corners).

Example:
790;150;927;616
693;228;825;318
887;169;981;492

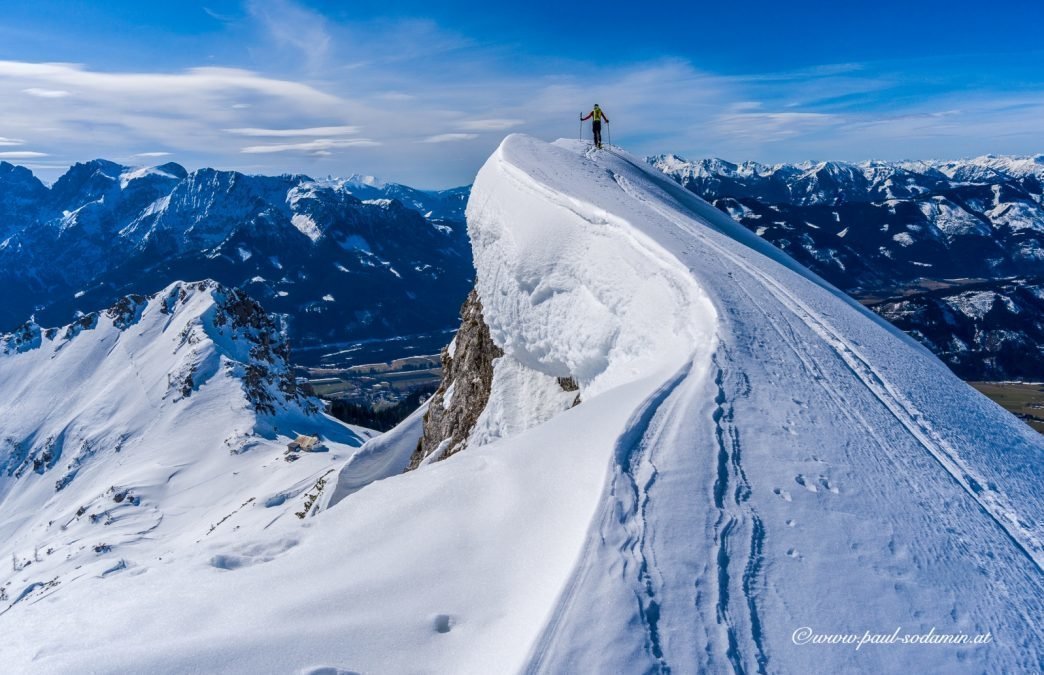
594;104;600;108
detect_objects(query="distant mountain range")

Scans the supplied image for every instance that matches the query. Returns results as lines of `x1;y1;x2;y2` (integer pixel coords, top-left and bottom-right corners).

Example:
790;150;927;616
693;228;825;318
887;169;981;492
2;153;1041;380
0;159;473;367
869;276;1044;380
650;153;1044;379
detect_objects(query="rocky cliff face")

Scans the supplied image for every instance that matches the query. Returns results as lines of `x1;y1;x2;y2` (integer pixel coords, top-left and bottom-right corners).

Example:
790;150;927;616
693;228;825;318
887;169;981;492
408;289;502;469
408;283;585;470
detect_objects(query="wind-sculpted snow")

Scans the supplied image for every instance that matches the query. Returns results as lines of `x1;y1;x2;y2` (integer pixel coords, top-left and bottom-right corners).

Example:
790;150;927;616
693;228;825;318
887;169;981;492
1;138;1041;674
465;137;717;442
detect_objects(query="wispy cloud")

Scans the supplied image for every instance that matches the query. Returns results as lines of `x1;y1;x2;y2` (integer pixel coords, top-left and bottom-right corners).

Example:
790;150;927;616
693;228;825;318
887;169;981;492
225;125;360;137
0;151;49;159
135;151;172;157
422;133;479;144
0;137;24;146
0;59;362;170
202;7;237;23
0;61;342;105
458;119;524;131
713;112;841;142
23;87;71;98
246;0;331;72
241;138;380;154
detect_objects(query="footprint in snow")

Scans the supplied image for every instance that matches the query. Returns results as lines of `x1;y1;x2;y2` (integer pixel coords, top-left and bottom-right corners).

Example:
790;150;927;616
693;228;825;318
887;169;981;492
818;476;840;494
773;488;792;502
433;614;455;634
300;669;360;675
794;474;817;492
786;548;801;559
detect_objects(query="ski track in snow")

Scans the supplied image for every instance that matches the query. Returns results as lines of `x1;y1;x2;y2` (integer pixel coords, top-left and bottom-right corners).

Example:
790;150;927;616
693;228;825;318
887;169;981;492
606;150;1042;572
519;139;1042;673
523;365;692;675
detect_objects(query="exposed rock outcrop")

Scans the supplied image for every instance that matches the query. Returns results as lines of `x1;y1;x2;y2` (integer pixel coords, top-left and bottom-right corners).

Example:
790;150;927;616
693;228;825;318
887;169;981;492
408;289;502;469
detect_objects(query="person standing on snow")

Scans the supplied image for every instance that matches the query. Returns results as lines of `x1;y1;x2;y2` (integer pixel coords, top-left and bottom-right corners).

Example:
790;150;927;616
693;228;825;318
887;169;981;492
581;104;610;149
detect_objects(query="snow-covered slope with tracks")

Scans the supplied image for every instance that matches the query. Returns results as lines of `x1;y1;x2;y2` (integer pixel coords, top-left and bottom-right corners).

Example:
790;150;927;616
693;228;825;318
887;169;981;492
478;136;1043;674
2;136;1041;674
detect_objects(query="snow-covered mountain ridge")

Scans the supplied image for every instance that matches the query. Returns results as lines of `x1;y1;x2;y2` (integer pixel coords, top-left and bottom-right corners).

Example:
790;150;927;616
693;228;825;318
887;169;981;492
648;152;1044;287
1;138;1041;673
0;159;472;365
649;153;1044;205
650;152;1044;380
405;136;1044;672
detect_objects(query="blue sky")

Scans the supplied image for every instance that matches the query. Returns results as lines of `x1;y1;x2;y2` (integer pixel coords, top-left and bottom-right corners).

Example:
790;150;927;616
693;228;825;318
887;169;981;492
0;0;1042;186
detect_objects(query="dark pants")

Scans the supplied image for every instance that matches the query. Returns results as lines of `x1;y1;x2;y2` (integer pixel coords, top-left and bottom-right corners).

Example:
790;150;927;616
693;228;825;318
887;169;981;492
592;121;602;146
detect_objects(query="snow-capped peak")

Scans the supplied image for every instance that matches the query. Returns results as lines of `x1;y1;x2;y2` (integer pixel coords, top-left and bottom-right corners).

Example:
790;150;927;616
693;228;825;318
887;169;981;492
343;173;386;189
118;162;187;190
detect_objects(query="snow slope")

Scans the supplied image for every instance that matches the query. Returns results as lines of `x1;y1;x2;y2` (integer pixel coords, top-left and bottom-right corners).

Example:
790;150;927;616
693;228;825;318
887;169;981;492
0;281;369;647
2;137;1041;674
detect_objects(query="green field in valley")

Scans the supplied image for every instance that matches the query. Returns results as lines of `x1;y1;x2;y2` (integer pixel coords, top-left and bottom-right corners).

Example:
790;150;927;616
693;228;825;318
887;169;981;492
969;382;1044;434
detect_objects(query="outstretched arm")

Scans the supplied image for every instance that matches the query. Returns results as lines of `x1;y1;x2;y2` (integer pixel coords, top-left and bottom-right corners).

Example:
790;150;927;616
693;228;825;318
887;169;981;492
581;112;592;121
603;114;610;123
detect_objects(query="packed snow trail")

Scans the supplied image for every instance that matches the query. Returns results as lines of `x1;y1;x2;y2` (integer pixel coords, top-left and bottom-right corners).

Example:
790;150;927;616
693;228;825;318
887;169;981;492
1;136;1041;674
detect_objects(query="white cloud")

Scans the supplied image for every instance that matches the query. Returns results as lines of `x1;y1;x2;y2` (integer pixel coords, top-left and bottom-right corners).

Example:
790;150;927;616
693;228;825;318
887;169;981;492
225;125;360;137
0;137;24;146
202;7;237;23
0;11;1039;188
713;112;840;142
0;151;48;159
422;133;479;144
247;0;331;72
23;87;70;98
240;138;380;154
458;119;523;131
135;151;172;157
0;60;359;170
0;61;343;106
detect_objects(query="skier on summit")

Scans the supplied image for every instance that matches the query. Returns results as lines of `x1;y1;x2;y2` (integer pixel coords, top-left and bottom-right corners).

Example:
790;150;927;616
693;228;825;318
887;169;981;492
581;104;610;149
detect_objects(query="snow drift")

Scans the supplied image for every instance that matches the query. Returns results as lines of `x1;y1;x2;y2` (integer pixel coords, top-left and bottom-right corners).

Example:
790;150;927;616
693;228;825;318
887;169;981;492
1;136;1041;674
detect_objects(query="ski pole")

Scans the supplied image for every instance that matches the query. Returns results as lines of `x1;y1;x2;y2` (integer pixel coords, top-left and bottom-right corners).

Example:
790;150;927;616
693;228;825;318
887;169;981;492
607;122;612;147
579;114;583;142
